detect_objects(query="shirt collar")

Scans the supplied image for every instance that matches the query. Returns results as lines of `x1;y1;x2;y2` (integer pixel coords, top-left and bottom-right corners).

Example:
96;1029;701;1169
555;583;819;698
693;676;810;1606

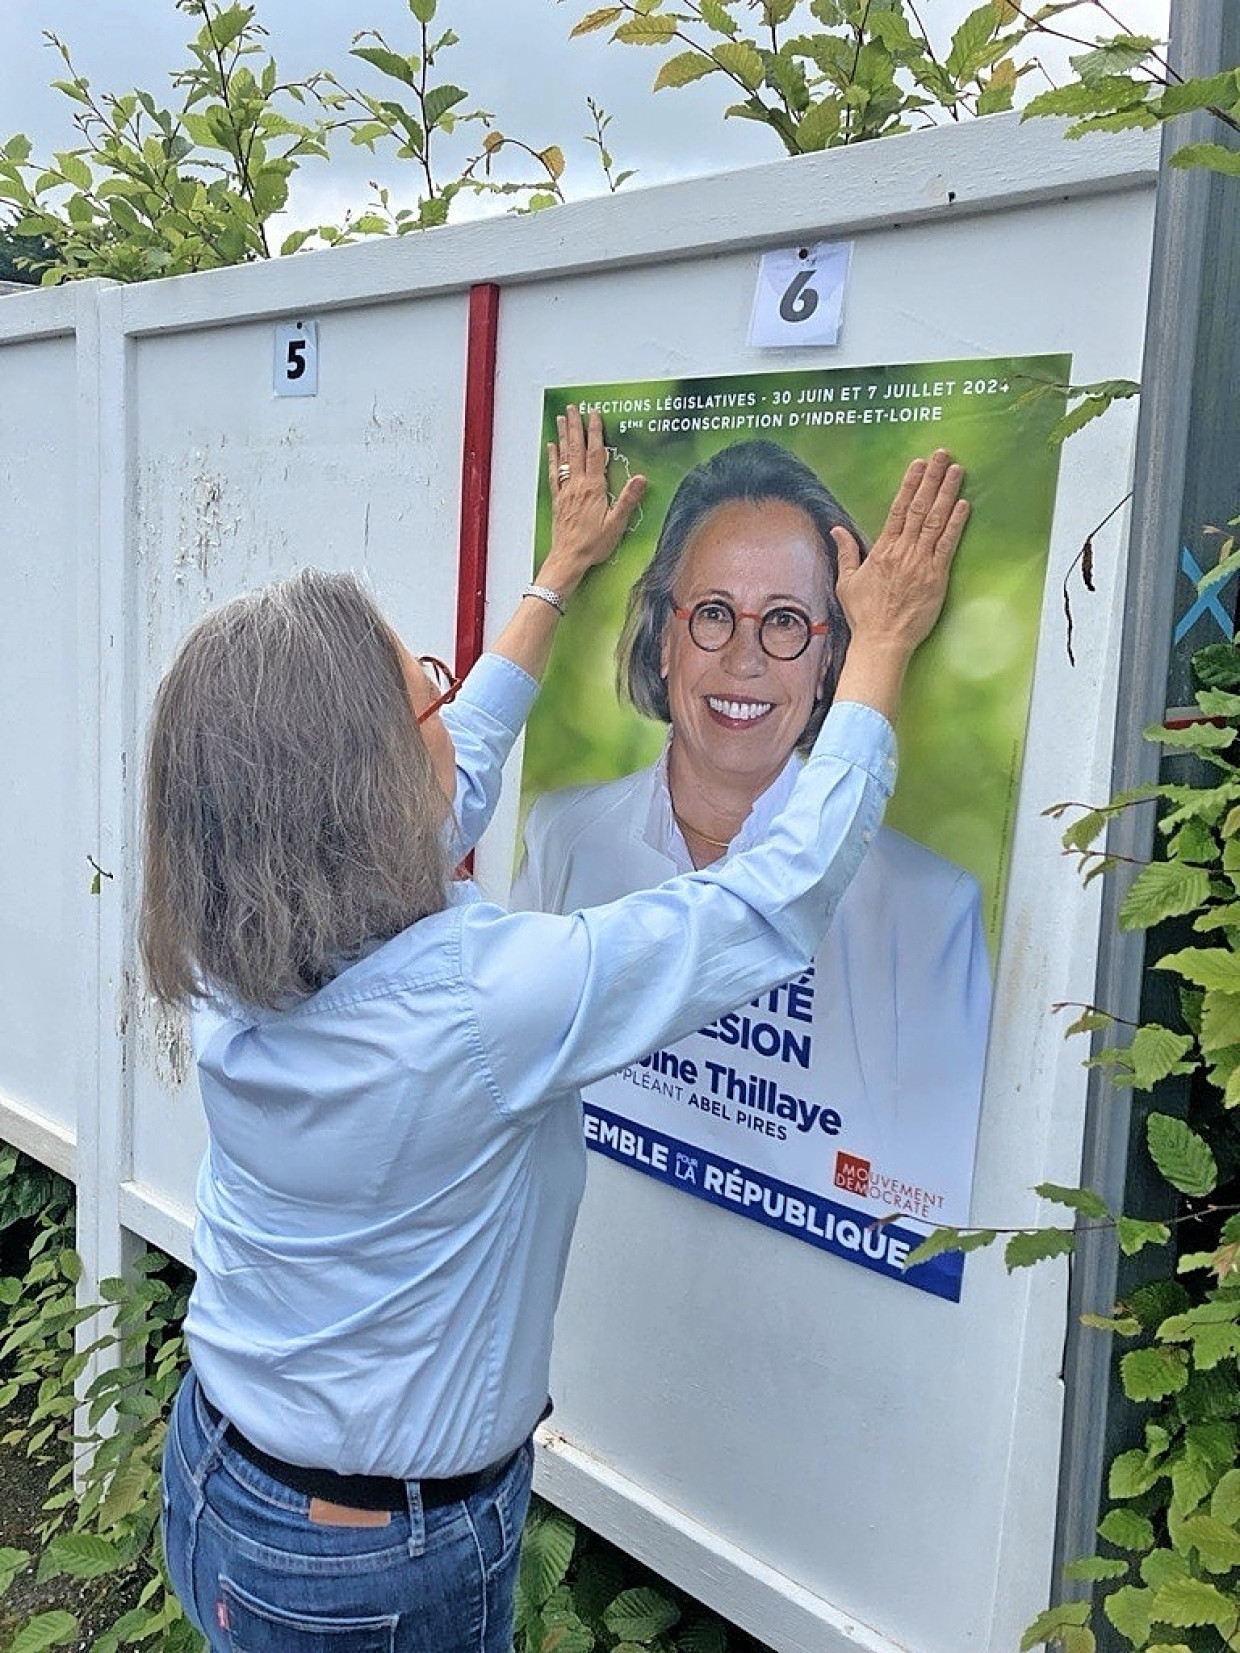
644;740;803;869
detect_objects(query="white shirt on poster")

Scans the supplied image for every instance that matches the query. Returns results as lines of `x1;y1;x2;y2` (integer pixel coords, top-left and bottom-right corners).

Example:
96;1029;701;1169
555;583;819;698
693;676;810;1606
513;744;992;1225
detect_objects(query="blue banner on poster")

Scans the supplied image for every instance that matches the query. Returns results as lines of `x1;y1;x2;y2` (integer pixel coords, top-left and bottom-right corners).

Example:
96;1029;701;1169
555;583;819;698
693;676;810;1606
583;1103;964;1302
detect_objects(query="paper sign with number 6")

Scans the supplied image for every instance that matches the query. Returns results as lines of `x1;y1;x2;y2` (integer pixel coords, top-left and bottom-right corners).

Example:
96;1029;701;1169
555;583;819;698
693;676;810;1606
748;241;852;350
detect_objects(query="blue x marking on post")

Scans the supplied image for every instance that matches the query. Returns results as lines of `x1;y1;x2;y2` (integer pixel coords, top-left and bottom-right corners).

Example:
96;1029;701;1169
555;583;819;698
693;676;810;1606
1175;547;1235;644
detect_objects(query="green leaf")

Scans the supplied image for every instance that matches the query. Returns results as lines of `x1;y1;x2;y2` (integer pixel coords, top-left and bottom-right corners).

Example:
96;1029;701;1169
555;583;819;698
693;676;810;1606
945;3;999;81
1156;70;1240;116
351;46;419;87
902;1227;997;1268
1102;1585;1153;1646
1177;1513;1240;1570
1005;1228;1075;1271
1158;946;1240;992
1141;1549;1189;1593
1047;394;1122;445
1211;1468;1240;1525
1196;642;1240;691
700;0;738;36
1147;1113;1218;1197
1070;36;1159;83
1120;861;1213;930
1150;1575;1239;1631
676;1619;728;1653
1120;1345;1189;1402
1109;1448;1162;1499
1115;1216;1171;1256
98;1457;152;1528
1064;1555;1129;1582
1063;1008;1113;1037
36;1533;121;1584
1201;990;1240;1053
1171;143;1240;177
795;97;842;151
205;4;252;51
570;6;625;37
1166;814;1219;864
976;59;1018;116
1194;687;1240;719
1080;1311;1140;1334
1124;859;1216;938
615;16;678;43
423;84;467;128
712;42;766;89
53;151;92;191
1034;1183;1109;1220
1127;1025;1196;1089
1020;1600;1090;1652
409;0;437;22
0;1544;30;1588
1098;1508;1155;1551
1147;719;1237;752
653;51;719;89
7;1611;79;1652
1062;809;1109;854
1023;75;1150;121
603;1587;681;1642
518;1509;577;1613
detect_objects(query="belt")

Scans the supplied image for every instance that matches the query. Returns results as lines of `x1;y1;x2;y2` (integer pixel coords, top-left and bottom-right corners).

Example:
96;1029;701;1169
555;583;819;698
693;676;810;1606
199;1390;516;1514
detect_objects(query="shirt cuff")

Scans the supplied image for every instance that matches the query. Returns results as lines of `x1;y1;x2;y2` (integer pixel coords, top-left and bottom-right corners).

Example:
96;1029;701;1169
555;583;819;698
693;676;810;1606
809;699;898;795
446;653;540;739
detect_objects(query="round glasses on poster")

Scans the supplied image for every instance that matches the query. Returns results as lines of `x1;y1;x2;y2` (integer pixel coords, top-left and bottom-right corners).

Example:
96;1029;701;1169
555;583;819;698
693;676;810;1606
671;599;830;661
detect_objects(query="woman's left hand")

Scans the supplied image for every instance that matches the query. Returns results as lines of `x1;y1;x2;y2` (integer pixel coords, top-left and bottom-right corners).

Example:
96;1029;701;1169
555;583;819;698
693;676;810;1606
540;406;646;599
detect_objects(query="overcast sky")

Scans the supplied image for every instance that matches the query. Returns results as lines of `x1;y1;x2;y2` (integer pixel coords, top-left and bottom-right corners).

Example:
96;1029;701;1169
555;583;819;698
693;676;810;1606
1;0;1170;230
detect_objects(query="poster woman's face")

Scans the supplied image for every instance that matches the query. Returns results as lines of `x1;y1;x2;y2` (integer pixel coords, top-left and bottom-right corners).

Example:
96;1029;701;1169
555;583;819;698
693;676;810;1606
659;499;833;794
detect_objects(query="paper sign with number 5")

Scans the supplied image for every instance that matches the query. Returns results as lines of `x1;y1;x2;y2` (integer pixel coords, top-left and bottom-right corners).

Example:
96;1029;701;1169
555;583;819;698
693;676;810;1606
273;320;319;398
748;241;852;350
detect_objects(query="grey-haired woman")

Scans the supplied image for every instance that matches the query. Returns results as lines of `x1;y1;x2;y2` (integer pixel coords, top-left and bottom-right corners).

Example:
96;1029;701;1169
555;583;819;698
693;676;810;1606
147;407;968;1653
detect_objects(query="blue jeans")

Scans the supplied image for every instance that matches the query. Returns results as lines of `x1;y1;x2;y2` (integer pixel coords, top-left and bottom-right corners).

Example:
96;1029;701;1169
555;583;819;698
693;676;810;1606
162;1369;533;1653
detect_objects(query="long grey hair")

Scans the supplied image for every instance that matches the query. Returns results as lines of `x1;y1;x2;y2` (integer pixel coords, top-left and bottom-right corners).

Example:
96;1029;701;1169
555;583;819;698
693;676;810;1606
617;440;867;755
140;570;451;1009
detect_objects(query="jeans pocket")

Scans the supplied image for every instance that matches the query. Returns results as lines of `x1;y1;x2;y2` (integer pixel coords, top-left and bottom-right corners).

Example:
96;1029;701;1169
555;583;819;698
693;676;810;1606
220;1574;397;1652
470;1441;534;1584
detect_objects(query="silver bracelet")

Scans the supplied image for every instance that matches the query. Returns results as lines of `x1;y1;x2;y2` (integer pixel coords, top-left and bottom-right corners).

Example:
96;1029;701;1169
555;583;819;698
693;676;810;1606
523;583;567;617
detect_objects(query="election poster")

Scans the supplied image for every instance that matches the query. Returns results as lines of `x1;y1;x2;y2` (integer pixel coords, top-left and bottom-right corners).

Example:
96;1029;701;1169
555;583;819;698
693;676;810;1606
512;358;1069;1300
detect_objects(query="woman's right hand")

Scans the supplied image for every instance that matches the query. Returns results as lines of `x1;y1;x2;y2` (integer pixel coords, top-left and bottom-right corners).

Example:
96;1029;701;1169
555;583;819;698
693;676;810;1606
539;405;647;600
829;450;970;722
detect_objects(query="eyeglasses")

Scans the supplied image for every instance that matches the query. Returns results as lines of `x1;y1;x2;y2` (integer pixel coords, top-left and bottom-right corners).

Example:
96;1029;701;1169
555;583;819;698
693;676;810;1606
671;599;830;661
415;654;462;724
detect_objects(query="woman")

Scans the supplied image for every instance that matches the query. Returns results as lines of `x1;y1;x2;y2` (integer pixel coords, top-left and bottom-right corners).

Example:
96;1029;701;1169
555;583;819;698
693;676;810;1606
515;441;990;1230
146;407;967;1653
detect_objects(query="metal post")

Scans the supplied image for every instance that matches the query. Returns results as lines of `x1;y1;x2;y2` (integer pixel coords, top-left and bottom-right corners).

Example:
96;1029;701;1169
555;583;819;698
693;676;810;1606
1053;0;1240;1606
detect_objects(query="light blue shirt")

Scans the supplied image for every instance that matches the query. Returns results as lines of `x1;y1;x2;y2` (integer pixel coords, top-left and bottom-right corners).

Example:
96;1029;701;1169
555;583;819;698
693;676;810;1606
185;653;896;1478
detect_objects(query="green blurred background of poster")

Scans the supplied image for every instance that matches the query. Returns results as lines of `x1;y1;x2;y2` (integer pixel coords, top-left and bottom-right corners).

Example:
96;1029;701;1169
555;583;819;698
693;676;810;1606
522;357;1069;947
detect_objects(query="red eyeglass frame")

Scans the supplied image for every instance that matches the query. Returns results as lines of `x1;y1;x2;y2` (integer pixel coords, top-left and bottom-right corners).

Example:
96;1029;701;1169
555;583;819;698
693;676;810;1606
670;601;830;661
415;655;462;724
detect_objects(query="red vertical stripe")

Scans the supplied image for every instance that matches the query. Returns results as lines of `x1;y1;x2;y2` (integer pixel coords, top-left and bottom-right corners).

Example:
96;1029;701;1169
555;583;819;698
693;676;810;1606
455;283;501;678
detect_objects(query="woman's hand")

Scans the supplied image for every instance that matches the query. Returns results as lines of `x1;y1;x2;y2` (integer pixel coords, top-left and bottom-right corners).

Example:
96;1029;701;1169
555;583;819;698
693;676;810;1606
486;408;645;686
833;449;969;654
539;405;647;601
830;450;970;722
